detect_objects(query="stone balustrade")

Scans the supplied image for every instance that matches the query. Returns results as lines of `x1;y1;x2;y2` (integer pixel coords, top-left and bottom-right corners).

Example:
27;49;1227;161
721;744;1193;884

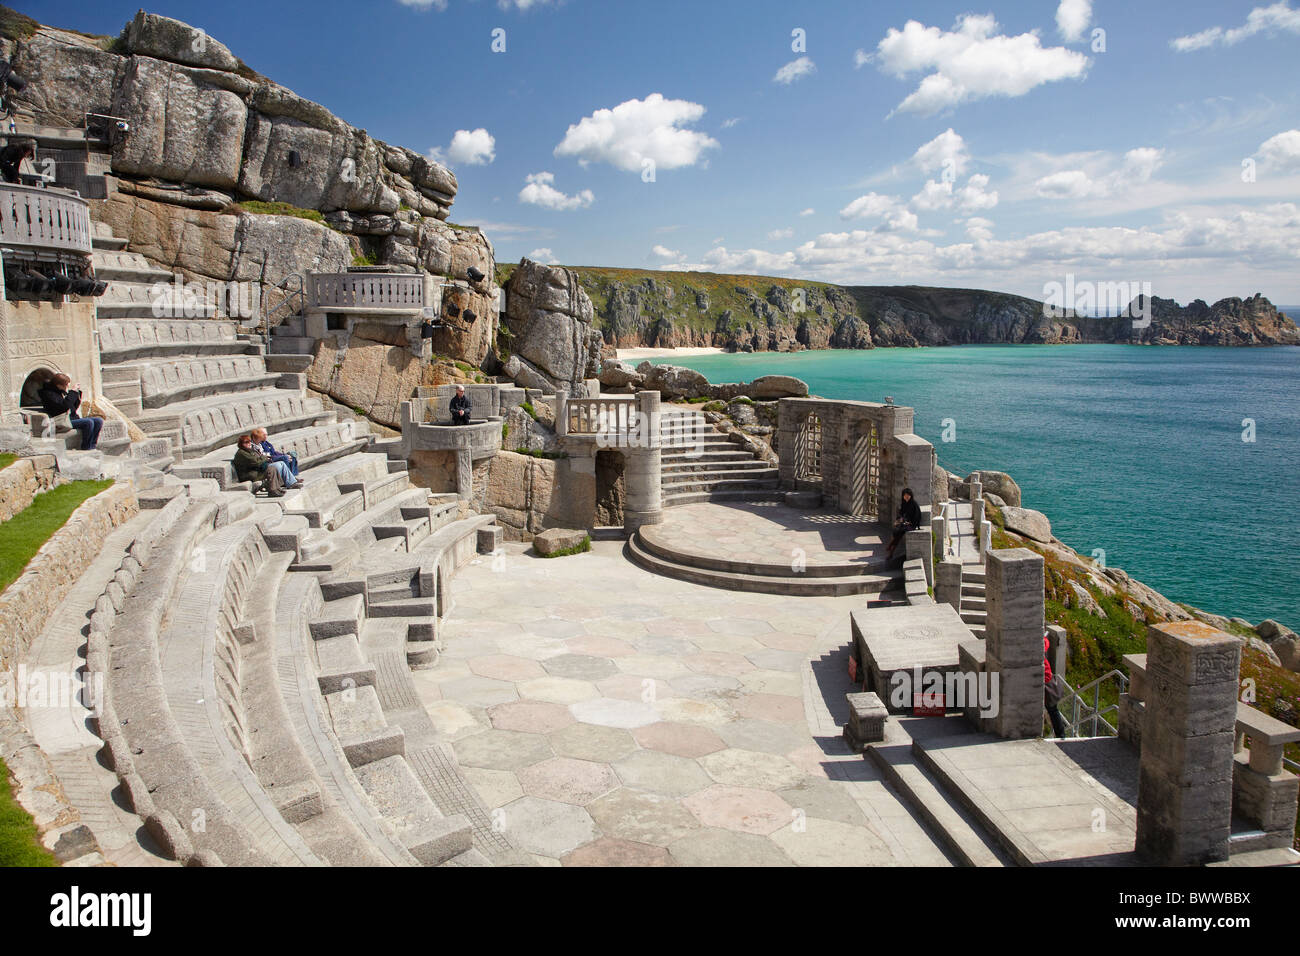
1231;702;1300;849
561;394;641;440
0;183;92;256
308;272;425;312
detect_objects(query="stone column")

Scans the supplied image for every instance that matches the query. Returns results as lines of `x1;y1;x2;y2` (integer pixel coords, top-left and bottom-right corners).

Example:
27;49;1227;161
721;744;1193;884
972;496;985;533
455;449;473;500
984;548;1045;739
555;388;569;438
1135;621;1241;866
623;446;662;534
936;557;963;611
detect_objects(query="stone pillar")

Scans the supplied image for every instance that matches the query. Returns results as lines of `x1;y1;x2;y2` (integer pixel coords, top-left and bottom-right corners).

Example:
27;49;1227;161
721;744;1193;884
969;478;982;501
984;548;1045;739
776;399;803;488
972;496;985;533
455;449;473;500
905;527;933;588
936;557;963;611
635;390;661;449
623;446;662;535
979;520;991;563
555;388;569;438
1135;621;1241;866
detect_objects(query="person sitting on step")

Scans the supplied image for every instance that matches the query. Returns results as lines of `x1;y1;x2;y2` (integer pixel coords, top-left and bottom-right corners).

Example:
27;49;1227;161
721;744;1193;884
233;433;296;497
449;383;471;426
251;426;299;480
884;486;923;560
37;373;104;451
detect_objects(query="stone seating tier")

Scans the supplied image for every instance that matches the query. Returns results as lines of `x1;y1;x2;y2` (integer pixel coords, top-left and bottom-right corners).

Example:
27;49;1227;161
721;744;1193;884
97;318;257;362
128;356;284;408
172;421;373;489
135;390;330;457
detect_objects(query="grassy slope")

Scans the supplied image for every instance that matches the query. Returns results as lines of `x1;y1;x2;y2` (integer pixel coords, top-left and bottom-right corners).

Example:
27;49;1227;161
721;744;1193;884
0;477;115;867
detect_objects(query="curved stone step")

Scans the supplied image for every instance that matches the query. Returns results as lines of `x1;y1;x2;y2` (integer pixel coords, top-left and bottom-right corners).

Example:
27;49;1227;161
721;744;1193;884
662;489;788;507
636;525;890;579
626;533;898;597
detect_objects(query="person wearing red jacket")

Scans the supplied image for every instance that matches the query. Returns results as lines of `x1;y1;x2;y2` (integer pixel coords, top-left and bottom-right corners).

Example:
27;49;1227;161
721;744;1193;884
1044;634;1067;738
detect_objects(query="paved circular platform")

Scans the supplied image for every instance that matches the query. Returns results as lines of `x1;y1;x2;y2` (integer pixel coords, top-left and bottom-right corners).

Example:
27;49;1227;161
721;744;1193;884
642;500;890;575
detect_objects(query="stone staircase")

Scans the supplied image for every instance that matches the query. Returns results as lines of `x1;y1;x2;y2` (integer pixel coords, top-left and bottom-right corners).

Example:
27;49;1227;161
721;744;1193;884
660;408;782;507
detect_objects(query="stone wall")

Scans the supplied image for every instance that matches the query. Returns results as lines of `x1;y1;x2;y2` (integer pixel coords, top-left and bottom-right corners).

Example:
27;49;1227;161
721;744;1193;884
476;450;595;540
0;456;60;522
0;299;100;422
0;482;138;677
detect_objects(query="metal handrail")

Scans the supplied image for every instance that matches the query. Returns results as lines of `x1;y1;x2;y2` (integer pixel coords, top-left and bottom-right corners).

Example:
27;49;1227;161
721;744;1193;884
1056;668;1129;738
262;272;305;347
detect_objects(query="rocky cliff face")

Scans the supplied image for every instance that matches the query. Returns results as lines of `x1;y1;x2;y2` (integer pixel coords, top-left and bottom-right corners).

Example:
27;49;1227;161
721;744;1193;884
550;267;1300;352
501;259;603;393
4;10;498;353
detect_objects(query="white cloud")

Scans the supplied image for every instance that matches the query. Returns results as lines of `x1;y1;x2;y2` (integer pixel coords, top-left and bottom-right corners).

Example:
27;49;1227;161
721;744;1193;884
965;217;994;241
1172;2;1300;51
872;14;1091;115
518;172;594;210
431;128;496;166
555;94;719;173
799;208;815;216
838;192;918;231
774;57;816;85
397;0;448;10
660;246;798;277
853;49;871;68
1056;0;1092;43
650;244;683;261
912;128;969;177
500;0;556;9
1032;147;1164;200
1258;129;1300;170
527;247;559;264
911;174;999;212
767;228;794;240
911;180;956;211
721;117;742;129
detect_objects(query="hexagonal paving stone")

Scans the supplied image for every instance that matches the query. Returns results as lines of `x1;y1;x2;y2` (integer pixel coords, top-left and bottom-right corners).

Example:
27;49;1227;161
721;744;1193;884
566;635;637;658
683;652;755;677
437;675;520;708
744;648;807;672
569;696;660;729
614;655;694;681
636;633;699;657
739;669;803;697
487;699;576;734
642;617;716;640
667;827;793;867
562;837;673;866
494;634;569;660
542;653;620;682
550;723;638;763
778;779;869;826
689;632;764;655
518;757;620;805
585;788;701;846
582;618;649;640
594;674;672;703
734;693;805;723
613;750;713;797
717;719;810;756
769;816;894;866
517;675;600;705
654;697;736;726
460;766;523;810
681;786;795;836
753;630;817;651
669;674;743;699
699;748;806;791
633;721;727;759
452;729;554;772
468;654;548;682
707;617;774;636
499;796;597;858
526;618;588;640
424;701;487;740
606;604;664;621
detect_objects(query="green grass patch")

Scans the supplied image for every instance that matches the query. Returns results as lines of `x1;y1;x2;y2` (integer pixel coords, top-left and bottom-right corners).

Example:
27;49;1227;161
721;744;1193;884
0;763;56;867
0;453;16;471
684;396;713;404
0;480;113;596
352;252;378;267
501;421;510;442
701;401;726;413
0;6;41;40
230;201;325;224
535;535;591;558
519;401;538;421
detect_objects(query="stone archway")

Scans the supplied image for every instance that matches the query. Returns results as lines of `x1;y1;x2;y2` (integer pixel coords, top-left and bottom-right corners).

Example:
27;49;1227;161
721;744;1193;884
595;449;626;527
19;366;57;409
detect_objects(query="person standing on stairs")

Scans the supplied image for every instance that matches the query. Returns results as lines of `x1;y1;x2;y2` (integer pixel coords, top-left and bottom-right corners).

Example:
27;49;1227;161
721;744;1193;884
37;373;103;450
1044;633;1067;739
884;487;922;561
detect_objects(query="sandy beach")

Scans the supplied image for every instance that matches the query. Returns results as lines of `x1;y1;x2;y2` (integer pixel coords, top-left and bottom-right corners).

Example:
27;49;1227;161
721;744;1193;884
616;346;725;361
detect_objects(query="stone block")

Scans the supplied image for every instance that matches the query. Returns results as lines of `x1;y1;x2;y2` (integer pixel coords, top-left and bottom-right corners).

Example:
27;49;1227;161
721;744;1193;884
985;625;1044;670
1232;755;1300;832
1140;724;1236;782
1146;620;1242;687
477;525;503;554
533;527;588;556
843;692;888;752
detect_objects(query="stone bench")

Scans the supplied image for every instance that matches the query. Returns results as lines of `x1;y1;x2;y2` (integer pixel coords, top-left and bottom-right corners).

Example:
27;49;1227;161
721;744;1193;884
133;356;281;408
1232;703;1300;849
98;317;249;361
137;391;329;456
173;421;373;490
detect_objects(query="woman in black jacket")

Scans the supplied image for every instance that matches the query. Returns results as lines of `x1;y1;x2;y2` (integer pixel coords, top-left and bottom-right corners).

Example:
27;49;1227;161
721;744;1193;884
885;487;923;560
37;373;103;450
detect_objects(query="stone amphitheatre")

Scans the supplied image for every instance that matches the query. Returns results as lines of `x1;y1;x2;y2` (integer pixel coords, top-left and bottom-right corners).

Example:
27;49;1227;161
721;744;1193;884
0;10;1296;869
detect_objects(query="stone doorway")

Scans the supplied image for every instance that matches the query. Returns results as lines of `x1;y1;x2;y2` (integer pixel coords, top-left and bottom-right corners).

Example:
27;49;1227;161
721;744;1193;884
595;449;626;527
19;366;56;409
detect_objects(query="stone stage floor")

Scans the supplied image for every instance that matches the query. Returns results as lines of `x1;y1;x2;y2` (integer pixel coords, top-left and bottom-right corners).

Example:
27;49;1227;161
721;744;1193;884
417;530;951;867
642;500;890;571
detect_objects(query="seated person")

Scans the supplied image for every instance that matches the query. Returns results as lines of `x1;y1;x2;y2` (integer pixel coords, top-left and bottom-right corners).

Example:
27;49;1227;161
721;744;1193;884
37;373;103;450
232;434;297;496
884;487;923;560
0;138;36;185
449;384;471;426
251;426;298;479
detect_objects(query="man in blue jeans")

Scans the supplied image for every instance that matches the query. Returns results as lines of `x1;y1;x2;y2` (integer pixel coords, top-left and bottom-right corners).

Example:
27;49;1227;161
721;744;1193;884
37;373;103;450
251;426;298;479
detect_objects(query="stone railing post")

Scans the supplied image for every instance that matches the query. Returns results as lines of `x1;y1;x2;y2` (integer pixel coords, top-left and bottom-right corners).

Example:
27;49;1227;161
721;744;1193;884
555;388;569;438
936;557;963;611
1135;621;1241;866
1118;653;1147;748
979;520;992;563
984;548;1045;739
972;496;985;535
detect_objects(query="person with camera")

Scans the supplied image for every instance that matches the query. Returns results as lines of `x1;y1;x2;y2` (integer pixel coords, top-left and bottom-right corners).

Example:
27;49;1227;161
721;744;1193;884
37;373;103;451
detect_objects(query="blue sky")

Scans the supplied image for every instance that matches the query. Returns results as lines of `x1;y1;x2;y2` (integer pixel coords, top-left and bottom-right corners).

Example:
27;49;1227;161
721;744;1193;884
26;0;1300;303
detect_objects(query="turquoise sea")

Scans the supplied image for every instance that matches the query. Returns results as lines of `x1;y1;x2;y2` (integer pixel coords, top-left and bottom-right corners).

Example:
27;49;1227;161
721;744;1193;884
649;344;1300;627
